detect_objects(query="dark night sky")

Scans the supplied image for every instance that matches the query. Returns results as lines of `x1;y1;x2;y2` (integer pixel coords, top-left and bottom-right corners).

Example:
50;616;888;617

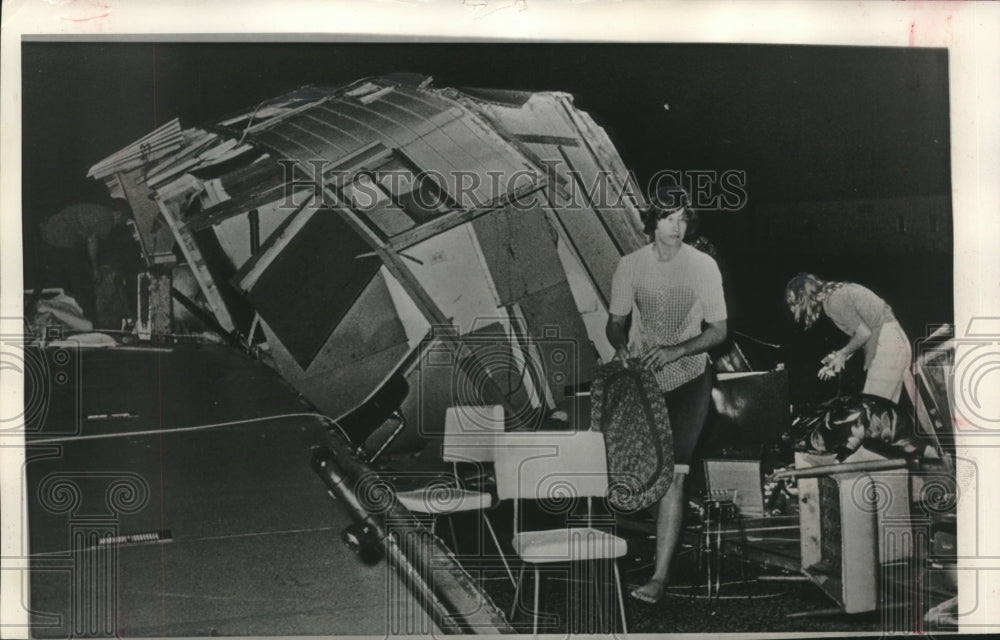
20;41;953;354
21;41;950;213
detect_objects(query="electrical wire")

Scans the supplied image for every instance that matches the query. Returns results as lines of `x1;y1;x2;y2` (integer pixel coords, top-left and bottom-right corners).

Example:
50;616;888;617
732;330;782;350
30;411;350;446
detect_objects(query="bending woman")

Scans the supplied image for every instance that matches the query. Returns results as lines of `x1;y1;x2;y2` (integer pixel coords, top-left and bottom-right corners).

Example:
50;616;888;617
606;183;727;603
784;273;913;404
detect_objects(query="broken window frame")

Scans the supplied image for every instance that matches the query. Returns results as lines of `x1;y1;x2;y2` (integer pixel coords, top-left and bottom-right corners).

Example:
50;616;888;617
338;149;459;242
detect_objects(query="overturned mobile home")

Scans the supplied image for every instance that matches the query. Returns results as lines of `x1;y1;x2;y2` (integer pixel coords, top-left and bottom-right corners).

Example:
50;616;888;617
81;74;960;630
89;73;651;450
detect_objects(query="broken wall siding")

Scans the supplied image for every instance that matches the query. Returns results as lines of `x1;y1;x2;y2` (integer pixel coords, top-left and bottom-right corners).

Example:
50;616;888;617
246;210;383;369
466;92;645;303
470;195;598;408
471;202;566;306
402;225;503;336
553;232;615;363
257;267;411;420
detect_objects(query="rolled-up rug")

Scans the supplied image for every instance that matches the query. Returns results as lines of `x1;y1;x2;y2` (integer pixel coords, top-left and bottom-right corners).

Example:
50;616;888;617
590;359;674;512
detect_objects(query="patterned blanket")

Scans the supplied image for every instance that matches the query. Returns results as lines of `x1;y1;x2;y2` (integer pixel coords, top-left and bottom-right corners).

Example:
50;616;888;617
590;359;674;511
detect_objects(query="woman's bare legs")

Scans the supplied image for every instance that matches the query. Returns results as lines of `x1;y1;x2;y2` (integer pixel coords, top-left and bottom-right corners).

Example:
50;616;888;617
631;472;686;603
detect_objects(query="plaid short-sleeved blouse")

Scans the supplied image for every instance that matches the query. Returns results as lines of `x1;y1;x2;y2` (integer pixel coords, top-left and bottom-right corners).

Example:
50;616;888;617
609;243;727;392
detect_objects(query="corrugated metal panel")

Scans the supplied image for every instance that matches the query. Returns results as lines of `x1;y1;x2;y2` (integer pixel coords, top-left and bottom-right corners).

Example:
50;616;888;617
238;82;535;217
379;85;454;121
246;85;464;171
251;128;330;164
405;116;537;208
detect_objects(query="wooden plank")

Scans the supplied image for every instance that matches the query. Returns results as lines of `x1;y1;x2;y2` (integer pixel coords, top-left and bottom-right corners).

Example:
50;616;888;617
322;140;392;175
156;197;235;332
185;184;303;232
558;142;642;256
115;169;177;264
245;96;332;134
88;119;183;177
231;194;317;292
144;131;219;184
211;196;301;272
513;133;579;146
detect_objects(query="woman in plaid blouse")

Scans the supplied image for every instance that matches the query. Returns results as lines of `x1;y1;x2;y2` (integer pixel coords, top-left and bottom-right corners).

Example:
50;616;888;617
606;182;727;603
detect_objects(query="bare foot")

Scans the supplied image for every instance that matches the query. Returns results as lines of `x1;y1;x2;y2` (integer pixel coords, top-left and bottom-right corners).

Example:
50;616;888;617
629;579;666;604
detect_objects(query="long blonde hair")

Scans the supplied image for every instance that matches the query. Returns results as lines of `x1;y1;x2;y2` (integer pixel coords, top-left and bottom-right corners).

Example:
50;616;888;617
785;273;845;329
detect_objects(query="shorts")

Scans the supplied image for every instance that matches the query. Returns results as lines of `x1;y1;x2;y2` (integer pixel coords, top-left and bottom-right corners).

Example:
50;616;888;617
663;365;713;473
864;321;914;404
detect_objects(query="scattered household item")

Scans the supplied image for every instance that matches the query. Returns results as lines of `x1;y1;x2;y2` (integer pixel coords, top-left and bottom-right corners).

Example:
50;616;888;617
494;431;628;635
394;405;515;586
28;290;93;334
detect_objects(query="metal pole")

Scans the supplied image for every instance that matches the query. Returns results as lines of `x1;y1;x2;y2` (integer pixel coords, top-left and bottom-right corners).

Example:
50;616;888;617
311;438;514;635
774;458;908;480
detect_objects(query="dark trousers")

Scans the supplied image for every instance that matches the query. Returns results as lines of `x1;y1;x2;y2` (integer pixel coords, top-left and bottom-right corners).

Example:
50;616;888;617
664;366;713;465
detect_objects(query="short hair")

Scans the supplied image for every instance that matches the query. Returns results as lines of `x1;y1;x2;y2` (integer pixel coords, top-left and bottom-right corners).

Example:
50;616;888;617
641;183;698;239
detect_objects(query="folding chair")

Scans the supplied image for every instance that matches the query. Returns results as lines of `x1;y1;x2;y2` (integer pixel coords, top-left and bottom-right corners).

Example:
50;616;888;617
394;405;515;586
494;431;628;636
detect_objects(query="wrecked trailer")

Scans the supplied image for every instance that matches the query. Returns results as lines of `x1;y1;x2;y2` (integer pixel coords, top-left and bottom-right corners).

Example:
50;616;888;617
88;73;649;452
84;73;651;630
